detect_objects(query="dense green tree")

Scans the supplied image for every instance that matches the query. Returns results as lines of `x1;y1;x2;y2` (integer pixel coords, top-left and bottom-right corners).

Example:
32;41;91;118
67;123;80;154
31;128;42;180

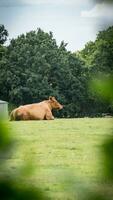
0;25;8;59
0;24;8;45
0;27;89;117
79;26;113;75
78;26;113;115
1;25;112;117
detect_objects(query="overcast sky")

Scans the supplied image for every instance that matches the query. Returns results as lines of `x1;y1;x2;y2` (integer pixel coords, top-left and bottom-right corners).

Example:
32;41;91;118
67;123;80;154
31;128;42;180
0;0;113;52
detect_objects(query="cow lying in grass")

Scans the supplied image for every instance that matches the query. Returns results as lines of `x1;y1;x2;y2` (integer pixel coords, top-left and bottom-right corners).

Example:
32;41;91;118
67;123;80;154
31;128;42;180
10;96;63;121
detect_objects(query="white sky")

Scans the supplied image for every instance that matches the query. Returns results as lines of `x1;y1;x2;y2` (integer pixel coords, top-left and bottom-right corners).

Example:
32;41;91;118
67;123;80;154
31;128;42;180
0;0;113;52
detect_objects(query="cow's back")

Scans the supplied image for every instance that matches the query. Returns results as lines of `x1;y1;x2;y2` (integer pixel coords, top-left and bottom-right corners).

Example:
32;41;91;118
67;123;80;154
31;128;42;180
17;101;49;120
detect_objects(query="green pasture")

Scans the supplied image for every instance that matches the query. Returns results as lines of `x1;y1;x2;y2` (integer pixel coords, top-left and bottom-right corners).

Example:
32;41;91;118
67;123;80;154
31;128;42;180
2;118;113;200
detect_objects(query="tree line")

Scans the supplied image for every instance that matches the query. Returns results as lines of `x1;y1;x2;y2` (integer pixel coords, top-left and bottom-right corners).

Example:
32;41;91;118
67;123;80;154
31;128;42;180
0;24;113;117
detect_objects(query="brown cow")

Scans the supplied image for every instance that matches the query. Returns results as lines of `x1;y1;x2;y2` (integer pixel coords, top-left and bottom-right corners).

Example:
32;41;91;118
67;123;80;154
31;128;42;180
10;96;63;121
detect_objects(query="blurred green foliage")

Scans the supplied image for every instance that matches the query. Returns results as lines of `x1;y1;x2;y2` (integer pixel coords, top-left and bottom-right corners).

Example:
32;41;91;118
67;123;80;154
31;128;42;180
0;121;49;200
0;122;12;151
88;76;113;199
102;138;113;181
91;75;113;103
90;73;113;185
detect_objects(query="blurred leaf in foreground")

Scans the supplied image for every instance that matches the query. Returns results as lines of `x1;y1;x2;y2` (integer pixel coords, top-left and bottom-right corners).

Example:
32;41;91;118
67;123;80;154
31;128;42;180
91;75;113;103
0;122;49;200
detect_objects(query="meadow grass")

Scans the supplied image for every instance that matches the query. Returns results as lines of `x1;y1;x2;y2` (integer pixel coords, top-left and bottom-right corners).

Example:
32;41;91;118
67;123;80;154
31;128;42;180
3;118;113;199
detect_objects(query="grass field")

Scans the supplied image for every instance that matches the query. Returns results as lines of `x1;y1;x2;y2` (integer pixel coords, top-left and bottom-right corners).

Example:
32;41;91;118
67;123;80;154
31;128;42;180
2;118;113;199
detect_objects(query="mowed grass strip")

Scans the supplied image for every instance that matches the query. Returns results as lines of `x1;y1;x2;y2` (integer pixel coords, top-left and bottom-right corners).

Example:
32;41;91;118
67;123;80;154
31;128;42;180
3;118;113;199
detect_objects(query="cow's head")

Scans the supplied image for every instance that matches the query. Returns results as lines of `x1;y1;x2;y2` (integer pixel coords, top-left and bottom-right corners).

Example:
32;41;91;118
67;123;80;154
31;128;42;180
49;96;63;110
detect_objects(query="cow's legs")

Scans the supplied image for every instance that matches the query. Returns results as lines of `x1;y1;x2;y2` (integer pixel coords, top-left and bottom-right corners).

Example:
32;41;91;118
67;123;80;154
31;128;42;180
45;111;54;120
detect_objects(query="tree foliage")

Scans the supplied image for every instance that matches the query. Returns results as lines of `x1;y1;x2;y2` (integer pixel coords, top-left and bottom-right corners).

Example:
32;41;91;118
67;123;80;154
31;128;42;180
0;24;8;45
0;25;113;117
79;26;113;75
0;25;8;60
78;26;113;115
0;27;88;117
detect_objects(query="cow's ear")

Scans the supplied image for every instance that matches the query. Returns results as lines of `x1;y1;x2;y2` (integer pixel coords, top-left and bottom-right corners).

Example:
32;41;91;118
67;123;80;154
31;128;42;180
49;96;55;101
49;96;53;100
52;97;56;101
